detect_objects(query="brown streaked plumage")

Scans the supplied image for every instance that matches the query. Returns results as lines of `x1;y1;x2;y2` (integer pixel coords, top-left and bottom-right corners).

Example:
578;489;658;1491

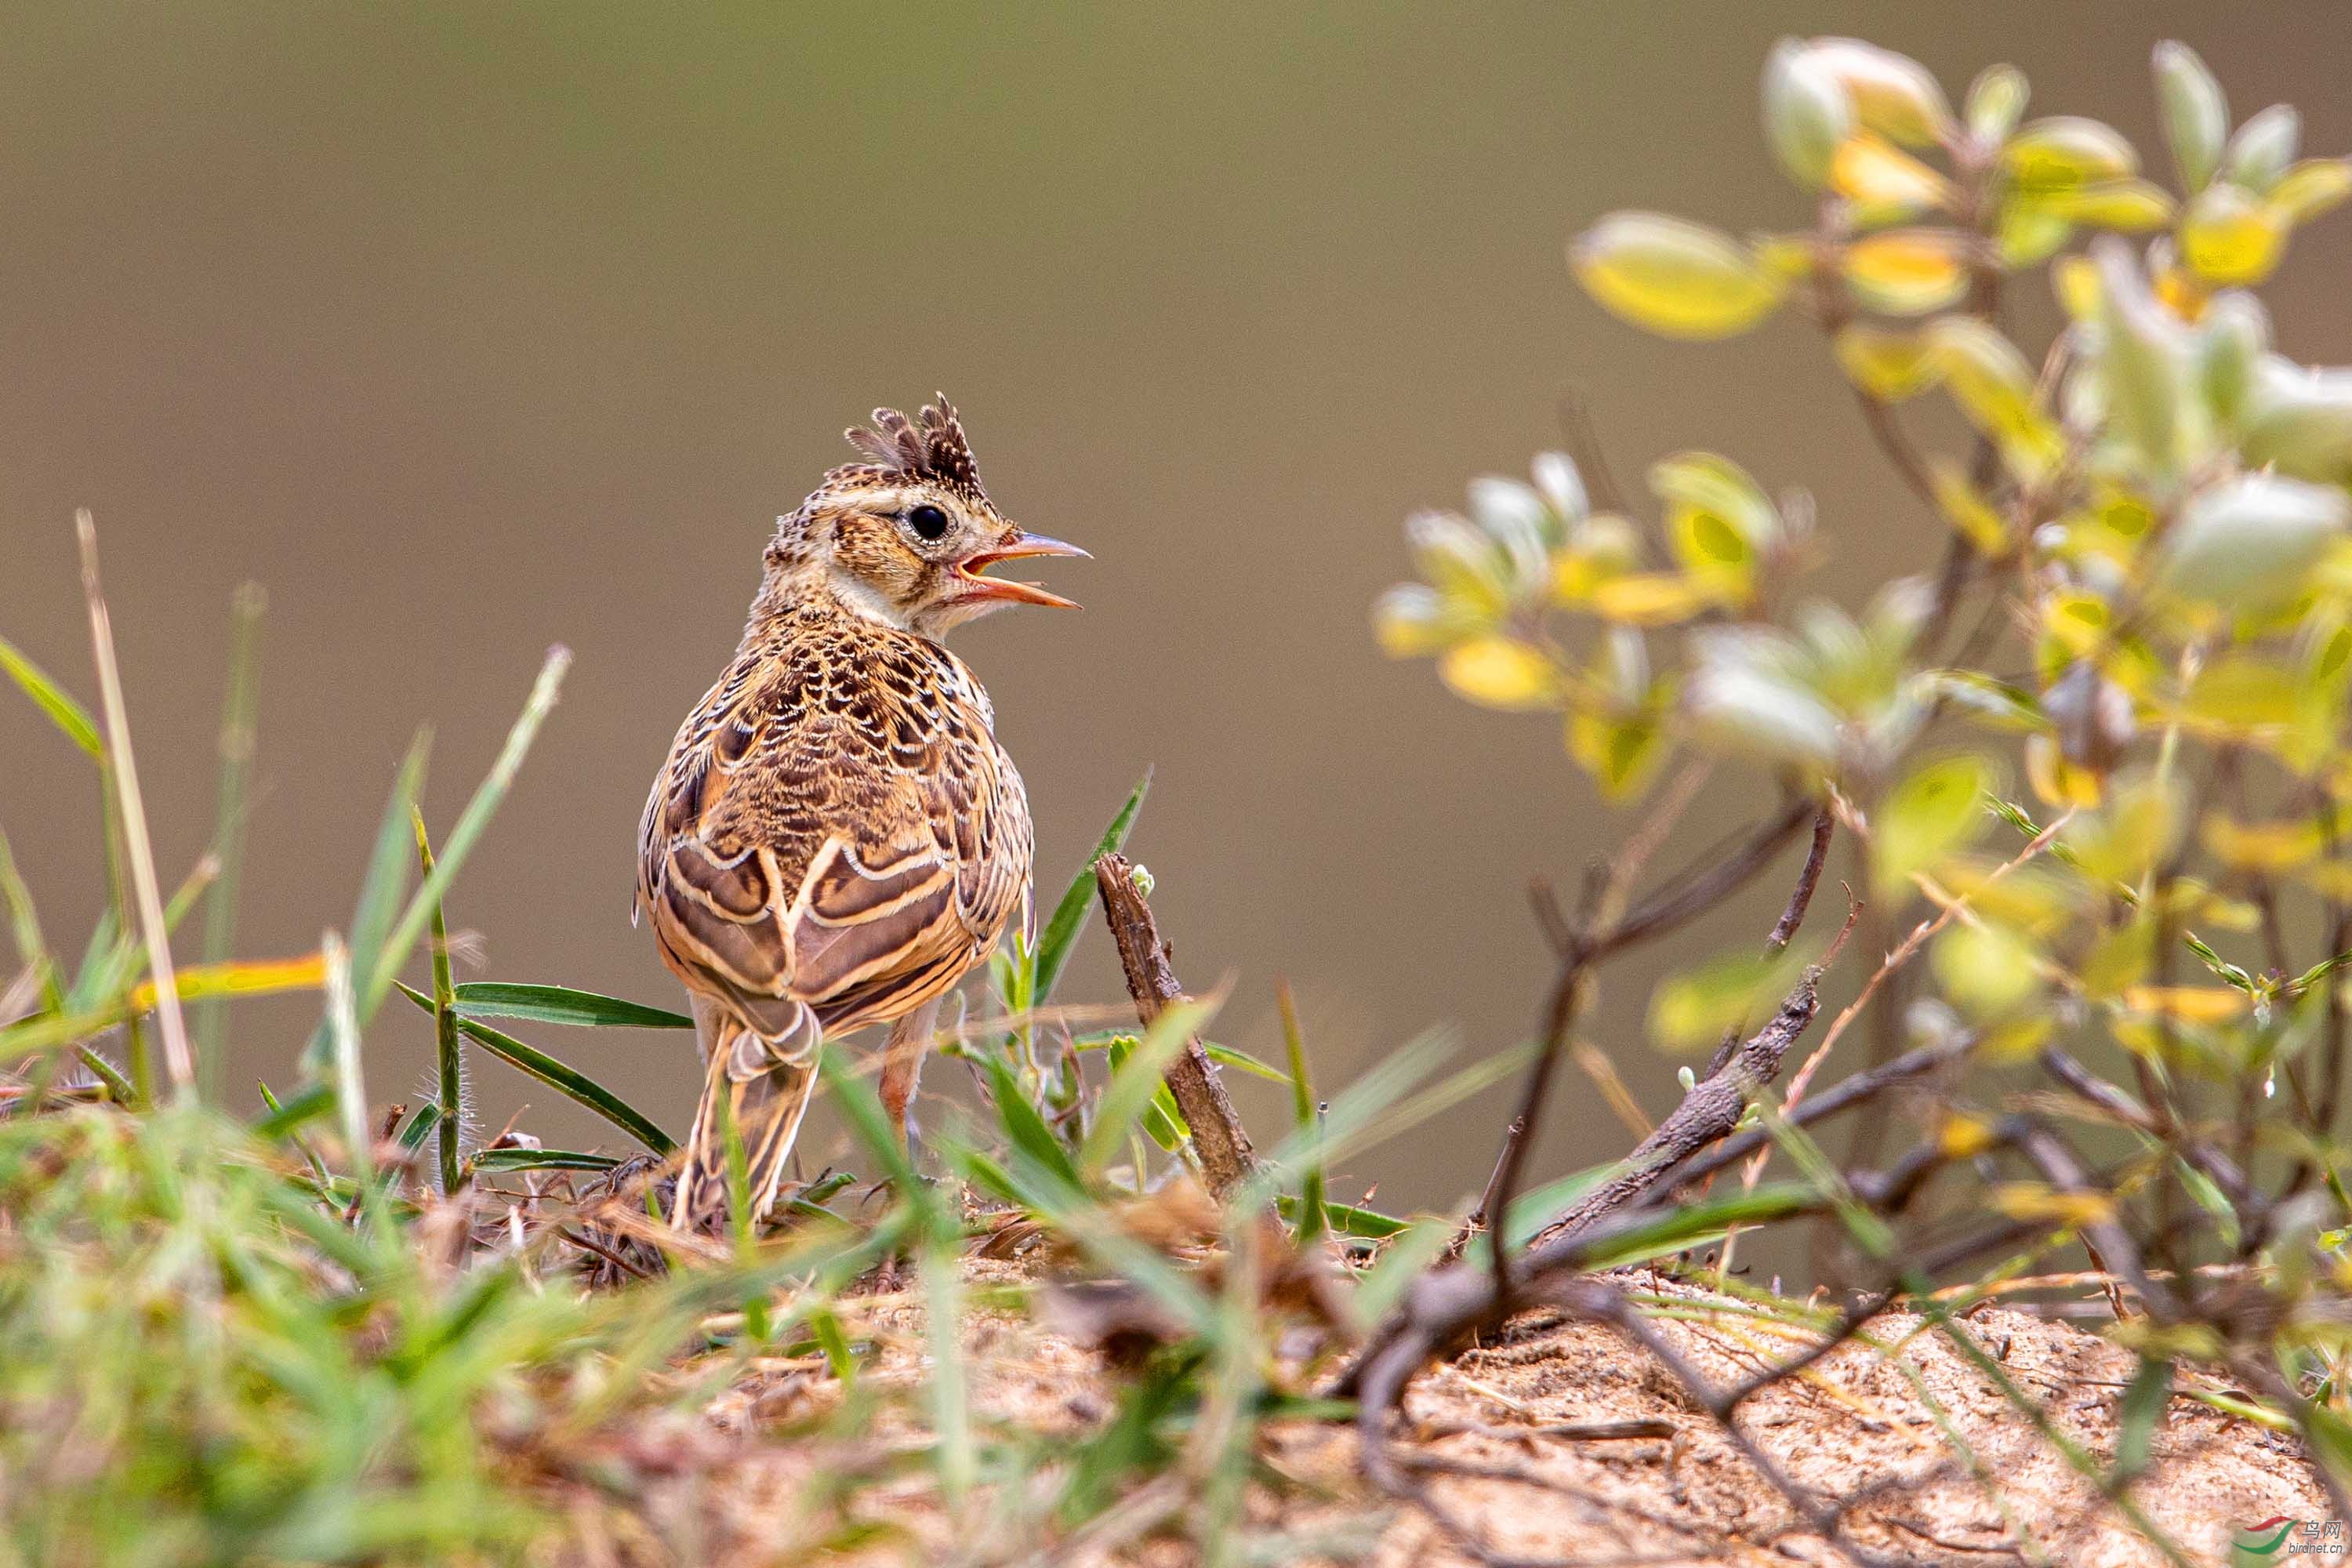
637;397;1082;1226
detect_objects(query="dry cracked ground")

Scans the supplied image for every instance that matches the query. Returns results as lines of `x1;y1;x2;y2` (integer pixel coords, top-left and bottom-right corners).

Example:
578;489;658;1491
551;1264;2321;1567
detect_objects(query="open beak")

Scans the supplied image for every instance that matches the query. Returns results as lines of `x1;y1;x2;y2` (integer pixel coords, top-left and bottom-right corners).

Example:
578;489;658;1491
954;532;1087;610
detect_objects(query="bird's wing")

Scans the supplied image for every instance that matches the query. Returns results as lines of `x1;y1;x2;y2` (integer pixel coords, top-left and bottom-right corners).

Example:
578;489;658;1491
638;633;1029;1043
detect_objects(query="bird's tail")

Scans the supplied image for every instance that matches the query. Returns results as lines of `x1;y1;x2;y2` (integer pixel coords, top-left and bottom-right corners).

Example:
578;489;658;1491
673;1007;820;1231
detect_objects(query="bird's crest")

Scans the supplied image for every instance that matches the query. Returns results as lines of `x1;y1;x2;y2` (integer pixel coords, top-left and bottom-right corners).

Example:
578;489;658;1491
837;395;987;502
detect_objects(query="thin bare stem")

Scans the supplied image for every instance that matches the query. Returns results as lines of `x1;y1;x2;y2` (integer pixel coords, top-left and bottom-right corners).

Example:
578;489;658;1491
77;510;194;1100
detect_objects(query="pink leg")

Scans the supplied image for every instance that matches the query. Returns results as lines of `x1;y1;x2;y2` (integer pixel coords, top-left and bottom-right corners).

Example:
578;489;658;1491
879;997;940;1149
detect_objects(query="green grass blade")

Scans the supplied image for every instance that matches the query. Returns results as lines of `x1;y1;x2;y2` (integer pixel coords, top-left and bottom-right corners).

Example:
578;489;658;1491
194;582;264;1103
322;931;370;1179
395;982;674;1154
1276;979;1325;1244
924;1245;975;1505
306;731;430;1074
395;1101;441;1154
412;809;465;1195
1573;1183;1817;1269
985;1051;1084;1186
0;829;57;1007
1031;770;1149;1005
451;982;693;1029
818;1044;920;1191
363;647;570;1019
1203;1040;1290;1083
1352;1214;1460;1321
467;1148;622;1174
0;630;101;757
1079;996;1209;1181
1277;1195;1406;1239
254;1080;336;1138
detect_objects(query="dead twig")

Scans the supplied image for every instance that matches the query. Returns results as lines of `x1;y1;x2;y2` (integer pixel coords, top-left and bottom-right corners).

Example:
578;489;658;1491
1093;853;1257;1197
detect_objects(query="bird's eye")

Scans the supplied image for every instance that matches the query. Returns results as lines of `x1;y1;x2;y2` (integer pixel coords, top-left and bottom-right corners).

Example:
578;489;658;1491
906;503;952;541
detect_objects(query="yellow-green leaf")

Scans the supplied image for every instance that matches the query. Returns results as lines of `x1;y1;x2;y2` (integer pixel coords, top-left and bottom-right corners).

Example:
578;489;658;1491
1990;1182;2116;1227
2043;179;2175;231
2180;183;2286;287
1648;946;1809;1053
2119;985;2249;1024
1373;584;1474;657
1873;753;1994;898
1932;921;2043;1016
1571;212;1787;339
1568;710;1671;802
1591;572;1716;626
2272;158;2352;225
1963;63;2028;144
1831;132;1953;220
1439;637;1559;710
1842;229;1970;315
2178;652;2304;739
1928;459;2011;555
2201;814;2321;871
2004;116;2140;192
1996;201;2074;268
1809;38;1953;147
1927;318;2064;477
1834;325;1941;400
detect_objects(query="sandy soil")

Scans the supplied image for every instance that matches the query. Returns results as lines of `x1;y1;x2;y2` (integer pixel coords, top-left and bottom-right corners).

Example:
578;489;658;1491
648;1265;2321;1567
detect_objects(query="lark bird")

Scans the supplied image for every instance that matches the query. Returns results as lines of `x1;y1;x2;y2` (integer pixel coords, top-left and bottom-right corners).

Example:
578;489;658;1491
637;397;1082;1226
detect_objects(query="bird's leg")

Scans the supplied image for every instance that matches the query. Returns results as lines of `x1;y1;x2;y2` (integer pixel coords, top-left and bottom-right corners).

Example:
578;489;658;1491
880;996;941;1163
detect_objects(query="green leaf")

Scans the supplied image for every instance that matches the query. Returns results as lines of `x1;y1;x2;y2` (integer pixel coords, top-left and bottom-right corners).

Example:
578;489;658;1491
2004;116;2138;192
1277;981;1326;1246
2112;1356;2172;1483
1080;997;1211;1181
1762;39;1852;190
395;1101;441;1154
2151;42;2227;193
984;1051;1083;1189
1032;771;1151;1007
2092;238;2188;470
452;982;694;1030
1504;1163;1612;1247
469;1147;622;1174
1203;1040;1290;1083
395;982;675;1154
0;632;101;757
1350;1214;1455;1320
1649;946;1809;1052
1576;1184;1818;1269
2223;103;2299;192
2242;361;2352;484
1281;1195;1408;1240
1874;753;1995;898
1108;1036;1191;1152
1963;63;2028;144
252;1080;335;1138
2158;473;2348;611
1686;634;1842;768
818;1044;921;1194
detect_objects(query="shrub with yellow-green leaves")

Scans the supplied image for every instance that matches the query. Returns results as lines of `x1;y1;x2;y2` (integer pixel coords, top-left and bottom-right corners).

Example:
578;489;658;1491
1378;36;2352;1505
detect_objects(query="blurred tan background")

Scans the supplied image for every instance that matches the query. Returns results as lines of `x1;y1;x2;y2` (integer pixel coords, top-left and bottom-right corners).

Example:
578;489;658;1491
5;2;2350;1215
